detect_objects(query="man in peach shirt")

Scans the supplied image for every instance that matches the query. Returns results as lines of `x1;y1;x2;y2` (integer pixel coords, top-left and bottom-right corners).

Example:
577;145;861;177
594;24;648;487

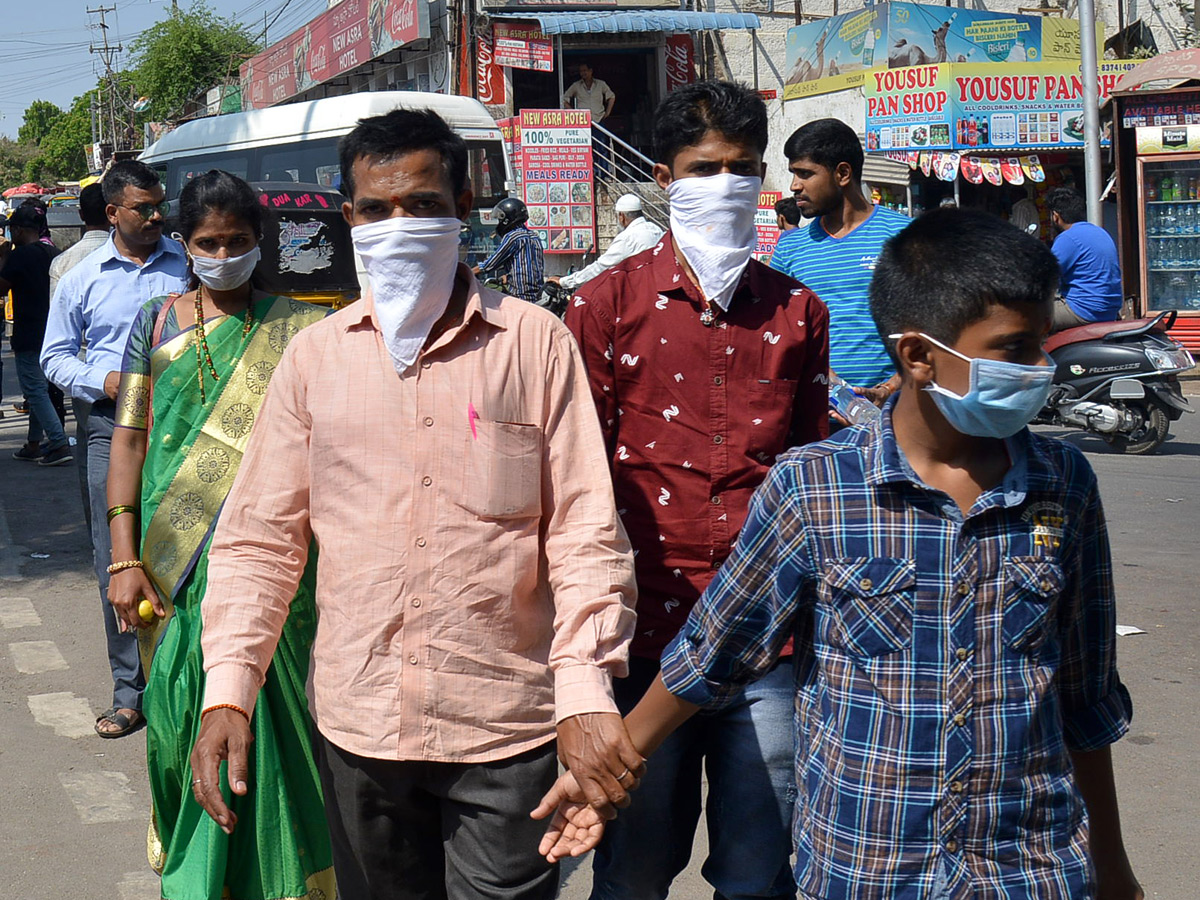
189;109;641;899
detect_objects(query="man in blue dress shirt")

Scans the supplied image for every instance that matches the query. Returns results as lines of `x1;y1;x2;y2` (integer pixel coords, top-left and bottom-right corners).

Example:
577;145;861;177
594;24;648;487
42;160;190;738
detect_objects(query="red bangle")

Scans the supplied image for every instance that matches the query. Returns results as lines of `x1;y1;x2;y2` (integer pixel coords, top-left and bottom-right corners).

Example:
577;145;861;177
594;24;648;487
201;703;250;722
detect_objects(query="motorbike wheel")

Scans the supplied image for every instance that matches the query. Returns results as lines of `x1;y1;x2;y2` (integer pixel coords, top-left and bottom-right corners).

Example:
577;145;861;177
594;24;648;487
1107;400;1170;455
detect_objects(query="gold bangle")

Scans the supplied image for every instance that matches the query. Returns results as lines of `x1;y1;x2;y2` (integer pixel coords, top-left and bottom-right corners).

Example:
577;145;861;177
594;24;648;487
201;703;250;722
106;504;139;524
106;559;145;575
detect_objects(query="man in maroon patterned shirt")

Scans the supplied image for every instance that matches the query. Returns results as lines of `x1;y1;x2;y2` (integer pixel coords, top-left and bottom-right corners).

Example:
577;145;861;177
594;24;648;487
565;81;829;900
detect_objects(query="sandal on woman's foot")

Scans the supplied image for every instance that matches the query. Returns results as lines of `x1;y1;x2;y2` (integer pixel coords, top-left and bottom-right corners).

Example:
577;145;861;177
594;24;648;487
95;707;145;739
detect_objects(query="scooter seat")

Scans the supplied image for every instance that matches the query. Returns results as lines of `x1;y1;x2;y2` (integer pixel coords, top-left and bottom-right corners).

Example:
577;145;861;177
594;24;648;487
1044;317;1163;354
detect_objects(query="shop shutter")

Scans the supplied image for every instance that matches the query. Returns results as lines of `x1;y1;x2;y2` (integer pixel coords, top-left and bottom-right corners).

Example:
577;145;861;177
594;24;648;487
862;154;912;187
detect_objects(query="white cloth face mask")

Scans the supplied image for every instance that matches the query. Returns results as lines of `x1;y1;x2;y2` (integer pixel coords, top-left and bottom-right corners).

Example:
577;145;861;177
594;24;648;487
351;216;463;373
668;173;762;311
191;245;262;292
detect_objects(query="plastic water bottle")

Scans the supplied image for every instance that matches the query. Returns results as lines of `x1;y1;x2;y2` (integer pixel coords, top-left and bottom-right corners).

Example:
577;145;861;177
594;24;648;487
1184;204;1196;235
1164;205;1178;235
1148;206;1160;236
829;383;882;425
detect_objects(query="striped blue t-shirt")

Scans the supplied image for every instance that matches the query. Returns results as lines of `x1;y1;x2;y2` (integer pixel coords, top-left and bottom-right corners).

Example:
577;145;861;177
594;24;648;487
770;205;911;387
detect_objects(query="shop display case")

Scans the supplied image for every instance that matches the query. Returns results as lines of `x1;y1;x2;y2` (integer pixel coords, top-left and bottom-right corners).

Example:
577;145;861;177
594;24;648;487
1140;155;1200;313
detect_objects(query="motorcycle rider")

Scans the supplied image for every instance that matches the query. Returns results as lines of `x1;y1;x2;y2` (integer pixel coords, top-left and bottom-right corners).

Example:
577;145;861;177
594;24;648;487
1046;187;1122;332
473;197;545;304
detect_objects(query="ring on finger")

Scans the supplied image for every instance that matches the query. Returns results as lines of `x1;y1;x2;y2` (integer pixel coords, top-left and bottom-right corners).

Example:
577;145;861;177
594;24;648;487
192;779;203;786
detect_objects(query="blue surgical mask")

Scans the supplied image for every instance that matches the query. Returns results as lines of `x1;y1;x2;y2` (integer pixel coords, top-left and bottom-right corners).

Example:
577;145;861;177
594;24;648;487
892;332;1055;439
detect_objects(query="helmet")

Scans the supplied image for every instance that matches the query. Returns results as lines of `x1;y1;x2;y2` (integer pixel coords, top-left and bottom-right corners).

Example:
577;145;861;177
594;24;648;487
494;197;529;235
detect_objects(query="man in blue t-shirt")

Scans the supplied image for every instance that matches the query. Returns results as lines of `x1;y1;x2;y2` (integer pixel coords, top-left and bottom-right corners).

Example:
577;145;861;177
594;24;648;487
1047;187;1122;331
770;118;910;404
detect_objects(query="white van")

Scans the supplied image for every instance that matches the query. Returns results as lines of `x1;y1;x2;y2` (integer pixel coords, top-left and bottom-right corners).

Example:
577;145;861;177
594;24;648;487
139;92;513;261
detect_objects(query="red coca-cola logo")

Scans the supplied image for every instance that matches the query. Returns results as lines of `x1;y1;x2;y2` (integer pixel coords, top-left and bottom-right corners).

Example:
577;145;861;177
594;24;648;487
665;35;693;92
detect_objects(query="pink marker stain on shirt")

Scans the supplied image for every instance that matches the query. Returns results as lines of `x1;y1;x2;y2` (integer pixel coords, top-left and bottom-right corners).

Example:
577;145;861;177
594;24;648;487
468;401;479;440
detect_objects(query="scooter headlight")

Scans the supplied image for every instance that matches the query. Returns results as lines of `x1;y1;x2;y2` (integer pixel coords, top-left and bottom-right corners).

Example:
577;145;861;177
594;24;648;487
1145;345;1196;373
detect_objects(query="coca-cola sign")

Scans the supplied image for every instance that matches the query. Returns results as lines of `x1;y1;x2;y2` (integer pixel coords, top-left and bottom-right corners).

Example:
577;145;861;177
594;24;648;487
477;28;507;107
665;34;694;94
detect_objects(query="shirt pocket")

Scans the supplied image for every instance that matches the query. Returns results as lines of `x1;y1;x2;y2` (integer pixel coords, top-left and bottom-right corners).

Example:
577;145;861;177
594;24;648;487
821;557;916;658
744;378;798;463
459;420;543;519
1002;557;1063;654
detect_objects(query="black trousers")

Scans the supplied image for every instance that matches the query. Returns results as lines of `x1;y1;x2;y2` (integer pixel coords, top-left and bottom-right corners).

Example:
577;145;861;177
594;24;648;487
314;733;560;900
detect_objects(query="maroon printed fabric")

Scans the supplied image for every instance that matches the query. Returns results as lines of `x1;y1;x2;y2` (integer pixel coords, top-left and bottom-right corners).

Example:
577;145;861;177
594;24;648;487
566;234;830;659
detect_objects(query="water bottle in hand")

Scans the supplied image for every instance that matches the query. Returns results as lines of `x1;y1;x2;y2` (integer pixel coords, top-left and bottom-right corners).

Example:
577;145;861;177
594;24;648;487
829;383;881;425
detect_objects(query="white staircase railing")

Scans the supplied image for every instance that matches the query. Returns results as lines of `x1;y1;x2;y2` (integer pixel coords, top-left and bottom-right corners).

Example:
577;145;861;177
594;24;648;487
592;122;670;235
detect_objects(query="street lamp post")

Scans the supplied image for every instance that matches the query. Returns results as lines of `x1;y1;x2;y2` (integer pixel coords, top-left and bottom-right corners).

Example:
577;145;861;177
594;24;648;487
1079;0;1103;226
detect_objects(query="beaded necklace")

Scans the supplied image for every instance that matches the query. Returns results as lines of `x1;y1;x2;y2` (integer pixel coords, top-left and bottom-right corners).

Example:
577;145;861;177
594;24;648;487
194;284;254;404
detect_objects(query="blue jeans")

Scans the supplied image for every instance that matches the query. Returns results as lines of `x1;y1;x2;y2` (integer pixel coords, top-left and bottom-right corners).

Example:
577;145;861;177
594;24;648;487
590;656;797;900
14;351;68;449
77;399;144;710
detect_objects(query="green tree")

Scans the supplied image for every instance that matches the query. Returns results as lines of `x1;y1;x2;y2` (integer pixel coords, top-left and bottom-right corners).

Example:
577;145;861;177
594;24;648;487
24;92;94;183
128;1;260;122
0;138;39;188
18;100;64;147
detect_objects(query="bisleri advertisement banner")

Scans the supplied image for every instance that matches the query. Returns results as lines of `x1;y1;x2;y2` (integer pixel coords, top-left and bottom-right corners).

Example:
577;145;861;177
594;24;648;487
785;1;1104;102
864;60;1142;152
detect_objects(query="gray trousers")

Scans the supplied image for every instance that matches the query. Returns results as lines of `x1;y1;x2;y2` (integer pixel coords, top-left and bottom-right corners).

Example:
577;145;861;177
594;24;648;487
75;399;144;711
1051;298;1089;333
314;733;559;900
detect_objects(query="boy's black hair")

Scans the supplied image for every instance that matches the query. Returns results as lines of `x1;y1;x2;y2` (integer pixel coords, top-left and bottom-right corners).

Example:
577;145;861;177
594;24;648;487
338;108;468;201
782;118;864;182
653;80;768;168
178;170;263;241
870;208;1059;358
1045;187;1087;225
774;196;801;225
78;184;108;228
102;160;162;205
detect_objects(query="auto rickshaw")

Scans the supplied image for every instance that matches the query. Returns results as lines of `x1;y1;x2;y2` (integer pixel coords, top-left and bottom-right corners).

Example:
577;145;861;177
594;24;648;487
166;182;360;309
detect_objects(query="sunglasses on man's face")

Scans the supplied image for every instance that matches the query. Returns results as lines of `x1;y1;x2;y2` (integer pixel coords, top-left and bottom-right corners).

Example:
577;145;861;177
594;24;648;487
119;201;170;221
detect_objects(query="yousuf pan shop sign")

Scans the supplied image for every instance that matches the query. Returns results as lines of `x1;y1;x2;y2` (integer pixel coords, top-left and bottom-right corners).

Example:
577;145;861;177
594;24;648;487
864;60;1140;152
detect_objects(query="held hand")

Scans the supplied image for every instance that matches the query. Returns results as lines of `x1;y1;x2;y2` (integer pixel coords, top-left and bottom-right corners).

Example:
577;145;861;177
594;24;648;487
104;370;121;401
556;712;645;819
107;568;165;633
546;276;561;285
189;708;254;835
531;770;612;862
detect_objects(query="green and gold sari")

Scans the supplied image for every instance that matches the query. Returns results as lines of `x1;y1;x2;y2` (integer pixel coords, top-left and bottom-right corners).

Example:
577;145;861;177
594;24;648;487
117;294;335;900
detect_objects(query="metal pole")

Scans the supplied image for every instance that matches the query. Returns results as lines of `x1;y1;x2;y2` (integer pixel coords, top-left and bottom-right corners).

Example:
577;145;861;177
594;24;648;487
557;37;565;102
1079;0;1103;226
751;30;759;91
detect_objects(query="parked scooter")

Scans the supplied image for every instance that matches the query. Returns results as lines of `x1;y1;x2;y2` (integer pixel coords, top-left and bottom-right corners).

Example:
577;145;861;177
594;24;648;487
1034;310;1195;454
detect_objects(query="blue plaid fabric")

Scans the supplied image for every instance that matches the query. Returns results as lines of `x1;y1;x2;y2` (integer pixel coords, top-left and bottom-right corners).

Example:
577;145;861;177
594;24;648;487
477;226;544;305
661;403;1132;900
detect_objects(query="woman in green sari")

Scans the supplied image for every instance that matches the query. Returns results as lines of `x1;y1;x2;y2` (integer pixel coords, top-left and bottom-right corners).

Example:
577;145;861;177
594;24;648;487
106;170;335;900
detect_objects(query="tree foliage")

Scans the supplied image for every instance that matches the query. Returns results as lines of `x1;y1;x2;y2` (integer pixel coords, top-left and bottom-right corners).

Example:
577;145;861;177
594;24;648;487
18;100;64;147
0;139;39;188
128;1;260;122
23;92;94;184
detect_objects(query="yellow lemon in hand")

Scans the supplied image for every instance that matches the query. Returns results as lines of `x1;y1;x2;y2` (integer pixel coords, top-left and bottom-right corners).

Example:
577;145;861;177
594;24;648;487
138;599;156;623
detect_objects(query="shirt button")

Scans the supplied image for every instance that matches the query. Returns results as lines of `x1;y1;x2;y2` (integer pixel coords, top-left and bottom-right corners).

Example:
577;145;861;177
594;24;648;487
946;839;959;853
1039;578;1052;591
949;780;964;794
956;647;969;661
953;713;967;727
408;654;418;665
411;598;422;608
415;537;427;548
422;476;433;487
423;416;434;427
711;495;722;505
859;577;874;591
420;361;432;369
957;582;971;596
714;375;723;385
713;434;724;444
